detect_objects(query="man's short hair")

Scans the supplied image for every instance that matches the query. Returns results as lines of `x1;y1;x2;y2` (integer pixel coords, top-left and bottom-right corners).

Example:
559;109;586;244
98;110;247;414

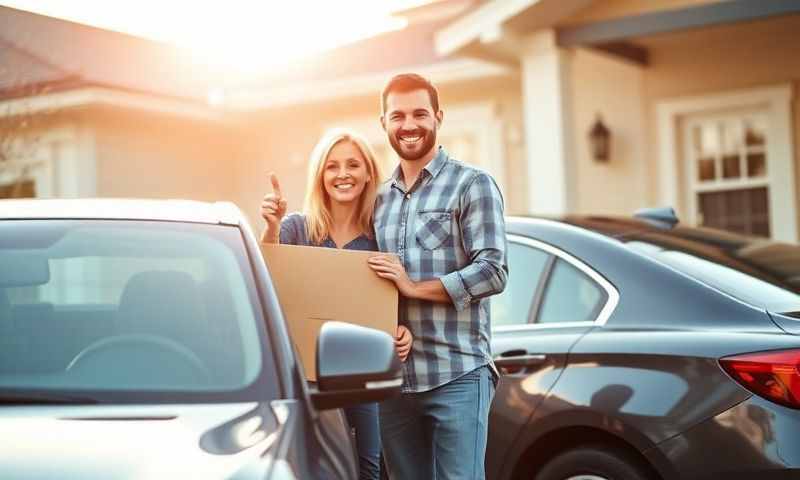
381;73;440;115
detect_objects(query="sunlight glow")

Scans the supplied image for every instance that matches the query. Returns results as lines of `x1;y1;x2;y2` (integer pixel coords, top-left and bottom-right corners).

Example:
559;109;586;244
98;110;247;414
0;0;430;76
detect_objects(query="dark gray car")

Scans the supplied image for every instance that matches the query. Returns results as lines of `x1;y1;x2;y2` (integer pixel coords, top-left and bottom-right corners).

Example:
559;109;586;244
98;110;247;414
0;199;402;480
488;211;800;480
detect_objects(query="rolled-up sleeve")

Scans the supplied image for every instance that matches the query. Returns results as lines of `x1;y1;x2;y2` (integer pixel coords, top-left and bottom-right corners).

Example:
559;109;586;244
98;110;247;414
441;172;508;311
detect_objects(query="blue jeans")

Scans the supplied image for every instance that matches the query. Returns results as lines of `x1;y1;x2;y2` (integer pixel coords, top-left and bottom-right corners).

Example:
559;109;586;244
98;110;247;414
344;402;381;480
379;366;495;480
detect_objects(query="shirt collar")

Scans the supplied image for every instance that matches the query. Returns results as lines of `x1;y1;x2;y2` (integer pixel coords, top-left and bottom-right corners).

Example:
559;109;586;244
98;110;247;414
390;146;448;187
424;146;448;180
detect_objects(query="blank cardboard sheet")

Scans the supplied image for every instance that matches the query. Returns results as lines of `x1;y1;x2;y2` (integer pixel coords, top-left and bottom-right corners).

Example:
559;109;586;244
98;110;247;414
260;243;398;380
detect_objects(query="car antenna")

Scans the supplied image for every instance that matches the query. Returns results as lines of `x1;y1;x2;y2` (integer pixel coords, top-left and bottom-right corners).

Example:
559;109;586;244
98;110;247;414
633;207;679;230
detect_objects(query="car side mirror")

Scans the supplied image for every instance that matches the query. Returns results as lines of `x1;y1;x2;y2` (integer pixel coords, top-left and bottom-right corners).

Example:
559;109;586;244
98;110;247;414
311;321;403;410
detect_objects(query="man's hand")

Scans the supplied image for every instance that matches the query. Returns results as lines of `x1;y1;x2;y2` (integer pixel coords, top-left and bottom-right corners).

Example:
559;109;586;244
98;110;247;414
395;325;412;362
260;173;288;243
368;254;416;298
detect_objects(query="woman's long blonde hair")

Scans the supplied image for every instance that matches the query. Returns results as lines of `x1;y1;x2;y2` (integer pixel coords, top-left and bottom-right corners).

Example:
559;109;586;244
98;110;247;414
303;128;384;245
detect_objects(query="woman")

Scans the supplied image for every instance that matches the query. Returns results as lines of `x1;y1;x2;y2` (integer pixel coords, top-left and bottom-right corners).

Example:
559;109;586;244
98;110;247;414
260;128;412;480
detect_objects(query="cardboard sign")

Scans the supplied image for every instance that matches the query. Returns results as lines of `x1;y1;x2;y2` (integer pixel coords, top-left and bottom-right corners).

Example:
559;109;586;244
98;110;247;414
260;243;398;380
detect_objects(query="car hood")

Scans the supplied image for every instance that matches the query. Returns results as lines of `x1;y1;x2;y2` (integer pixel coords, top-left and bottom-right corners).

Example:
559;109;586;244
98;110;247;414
0;401;299;480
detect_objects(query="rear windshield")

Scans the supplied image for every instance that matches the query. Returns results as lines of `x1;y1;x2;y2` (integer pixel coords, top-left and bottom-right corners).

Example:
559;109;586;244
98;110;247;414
625;226;800;312
0;220;271;402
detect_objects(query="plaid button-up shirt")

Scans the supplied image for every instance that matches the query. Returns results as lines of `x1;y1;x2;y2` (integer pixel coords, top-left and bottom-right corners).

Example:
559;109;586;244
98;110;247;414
374;147;508;393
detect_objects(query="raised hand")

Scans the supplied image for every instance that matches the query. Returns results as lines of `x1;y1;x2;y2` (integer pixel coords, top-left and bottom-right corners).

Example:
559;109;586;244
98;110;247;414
260;173;288;243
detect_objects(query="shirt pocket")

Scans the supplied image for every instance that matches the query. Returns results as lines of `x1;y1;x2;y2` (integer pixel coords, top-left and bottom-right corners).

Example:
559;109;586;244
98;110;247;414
416;210;454;250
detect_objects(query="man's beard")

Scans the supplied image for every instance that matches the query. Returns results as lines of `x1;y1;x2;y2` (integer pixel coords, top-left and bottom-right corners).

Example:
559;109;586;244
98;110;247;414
388;126;437;161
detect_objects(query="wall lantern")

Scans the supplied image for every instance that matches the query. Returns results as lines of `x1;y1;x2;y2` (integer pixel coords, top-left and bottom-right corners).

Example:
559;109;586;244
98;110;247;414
589;115;611;163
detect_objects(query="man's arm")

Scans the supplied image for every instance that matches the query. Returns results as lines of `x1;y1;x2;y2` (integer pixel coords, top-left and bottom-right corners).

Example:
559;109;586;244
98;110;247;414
439;172;508;311
368;172;507;307
367;256;453;302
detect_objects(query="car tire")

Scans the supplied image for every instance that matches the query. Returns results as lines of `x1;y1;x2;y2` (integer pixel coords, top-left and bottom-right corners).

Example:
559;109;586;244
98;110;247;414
535;445;655;480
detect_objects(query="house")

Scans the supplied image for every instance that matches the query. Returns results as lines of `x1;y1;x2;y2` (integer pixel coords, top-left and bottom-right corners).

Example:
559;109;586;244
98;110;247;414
2;0;799;242
0;4;240;203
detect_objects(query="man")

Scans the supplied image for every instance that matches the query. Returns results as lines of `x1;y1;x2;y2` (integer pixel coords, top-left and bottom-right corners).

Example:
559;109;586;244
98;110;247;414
367;73;508;479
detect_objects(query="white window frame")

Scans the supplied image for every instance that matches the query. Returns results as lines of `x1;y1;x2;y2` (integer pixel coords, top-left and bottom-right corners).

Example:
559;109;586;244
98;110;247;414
683;111;773;231
656;84;797;242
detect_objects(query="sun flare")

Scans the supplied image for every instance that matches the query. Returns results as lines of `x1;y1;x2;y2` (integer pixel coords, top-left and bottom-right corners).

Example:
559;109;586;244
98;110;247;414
0;0;429;77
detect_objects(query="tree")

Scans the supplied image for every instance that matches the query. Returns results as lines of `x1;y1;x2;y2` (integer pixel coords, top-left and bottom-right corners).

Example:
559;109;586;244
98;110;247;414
0;37;62;198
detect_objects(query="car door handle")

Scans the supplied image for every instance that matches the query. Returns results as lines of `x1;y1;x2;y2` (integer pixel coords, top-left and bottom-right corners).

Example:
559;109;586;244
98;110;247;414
493;353;547;368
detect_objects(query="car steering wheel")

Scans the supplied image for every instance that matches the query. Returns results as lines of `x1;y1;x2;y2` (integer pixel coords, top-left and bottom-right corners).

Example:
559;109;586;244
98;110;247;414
67;334;212;385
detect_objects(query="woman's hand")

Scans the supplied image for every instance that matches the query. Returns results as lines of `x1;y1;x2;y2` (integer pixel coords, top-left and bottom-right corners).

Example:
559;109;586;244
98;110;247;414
368;254;416;298
260;173;287;243
395;325;412;362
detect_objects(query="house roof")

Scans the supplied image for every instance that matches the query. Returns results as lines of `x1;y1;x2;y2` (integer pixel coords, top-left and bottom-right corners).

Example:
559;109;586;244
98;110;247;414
0;0;507;111
0;5;225;103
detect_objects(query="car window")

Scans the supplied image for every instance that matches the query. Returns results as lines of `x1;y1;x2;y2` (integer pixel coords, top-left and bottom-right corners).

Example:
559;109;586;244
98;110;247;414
537;259;607;324
491;242;550;327
627;239;800;312
0;220;270;400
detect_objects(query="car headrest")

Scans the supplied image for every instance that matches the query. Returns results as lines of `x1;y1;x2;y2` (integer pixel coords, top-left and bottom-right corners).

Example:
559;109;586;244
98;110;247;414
0;289;10;316
0;254;50;287
117;270;204;338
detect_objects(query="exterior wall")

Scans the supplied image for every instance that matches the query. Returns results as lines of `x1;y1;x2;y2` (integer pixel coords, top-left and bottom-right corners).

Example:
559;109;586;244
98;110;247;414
234;75;525;228
569;48;648;215
561;0;725;25
91;107;240;204
640;15;800;234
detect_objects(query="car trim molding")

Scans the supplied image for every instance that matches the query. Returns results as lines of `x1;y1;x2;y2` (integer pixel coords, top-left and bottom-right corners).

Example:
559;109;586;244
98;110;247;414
366;378;404;390
493;234;620;332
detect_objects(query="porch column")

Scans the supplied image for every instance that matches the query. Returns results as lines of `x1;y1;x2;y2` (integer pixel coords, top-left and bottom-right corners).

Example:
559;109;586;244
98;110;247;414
521;30;576;215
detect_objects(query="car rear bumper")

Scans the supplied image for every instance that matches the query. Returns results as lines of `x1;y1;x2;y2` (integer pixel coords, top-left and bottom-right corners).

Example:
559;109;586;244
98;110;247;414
646;395;800;479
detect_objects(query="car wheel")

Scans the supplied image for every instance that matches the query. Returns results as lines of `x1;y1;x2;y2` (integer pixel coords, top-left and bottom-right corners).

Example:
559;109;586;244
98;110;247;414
535;445;654;480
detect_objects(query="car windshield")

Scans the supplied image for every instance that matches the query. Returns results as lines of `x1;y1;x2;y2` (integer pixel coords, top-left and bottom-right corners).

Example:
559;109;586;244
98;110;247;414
625;226;800;312
0;220;269;402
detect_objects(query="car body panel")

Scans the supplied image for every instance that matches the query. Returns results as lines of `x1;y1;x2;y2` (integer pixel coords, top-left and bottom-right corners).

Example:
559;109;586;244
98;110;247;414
0;402;292;479
649;395;800;479
487;325;592;479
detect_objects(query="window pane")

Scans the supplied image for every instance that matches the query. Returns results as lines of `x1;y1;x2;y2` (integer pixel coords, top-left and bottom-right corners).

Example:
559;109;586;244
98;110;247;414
722;154;740;179
744;117;766;146
698;187;770;237
747;152;767;178
491;243;550;327
537;259;606;324
0;221;265;393
721;120;742;155
698;157;716;181
650;249;800;311
0;180;35;199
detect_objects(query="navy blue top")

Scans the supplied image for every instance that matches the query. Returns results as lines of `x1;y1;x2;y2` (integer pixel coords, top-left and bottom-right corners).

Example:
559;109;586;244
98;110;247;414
279;212;378;251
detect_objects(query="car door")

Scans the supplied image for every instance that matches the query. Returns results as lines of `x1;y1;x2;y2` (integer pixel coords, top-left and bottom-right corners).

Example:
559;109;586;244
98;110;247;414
487;234;617;479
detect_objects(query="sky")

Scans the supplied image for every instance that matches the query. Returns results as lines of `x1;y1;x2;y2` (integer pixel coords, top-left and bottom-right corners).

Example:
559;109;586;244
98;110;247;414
0;1;431;75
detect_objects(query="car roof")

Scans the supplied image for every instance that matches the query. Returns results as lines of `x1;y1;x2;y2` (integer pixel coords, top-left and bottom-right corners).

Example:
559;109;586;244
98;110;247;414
0;198;244;225
506;214;800;295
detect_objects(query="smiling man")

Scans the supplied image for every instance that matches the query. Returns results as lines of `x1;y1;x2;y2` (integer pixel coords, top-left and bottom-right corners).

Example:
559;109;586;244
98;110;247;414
367;73;508;479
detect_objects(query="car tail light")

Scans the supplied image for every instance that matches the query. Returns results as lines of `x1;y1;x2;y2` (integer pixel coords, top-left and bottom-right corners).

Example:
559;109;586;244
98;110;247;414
720;349;800;409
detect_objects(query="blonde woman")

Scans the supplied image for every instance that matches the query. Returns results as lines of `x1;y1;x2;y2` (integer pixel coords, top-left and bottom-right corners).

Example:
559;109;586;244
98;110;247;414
260;128;411;480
